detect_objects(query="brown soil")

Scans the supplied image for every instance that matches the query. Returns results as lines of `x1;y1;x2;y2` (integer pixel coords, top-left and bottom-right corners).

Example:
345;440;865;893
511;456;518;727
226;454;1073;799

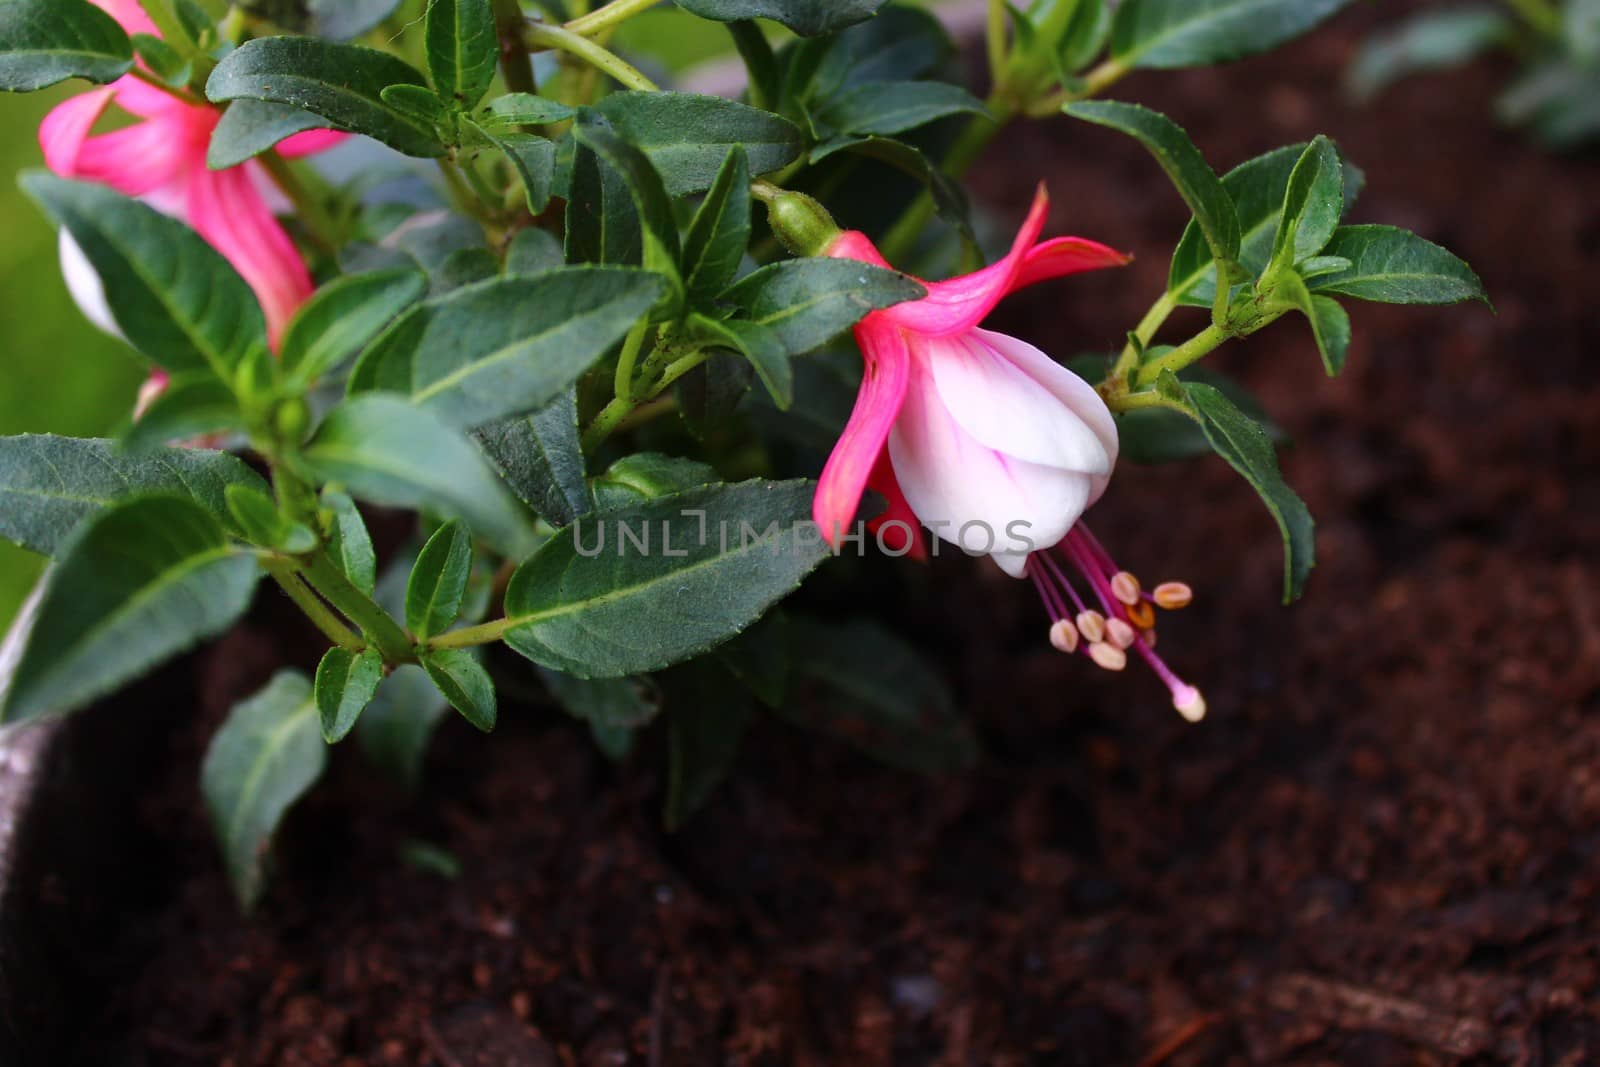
55;4;1600;1065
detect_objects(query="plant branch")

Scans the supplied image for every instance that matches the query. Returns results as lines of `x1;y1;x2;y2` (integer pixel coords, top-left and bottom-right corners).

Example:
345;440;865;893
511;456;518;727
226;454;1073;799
1135;323;1230;386
1112;290;1180;378
302;553;415;664
1103;388;1194;416
524;21;658;92
613;318;651;399
492;0;539;94
428;617;516;650
265;562;365;651
565;0;660;37
986;0;1008;90
877;101;1008;264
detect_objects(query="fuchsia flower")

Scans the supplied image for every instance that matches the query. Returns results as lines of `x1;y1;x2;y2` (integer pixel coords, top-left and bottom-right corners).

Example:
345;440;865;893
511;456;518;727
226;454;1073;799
39;0;343;347
818;186;1206;720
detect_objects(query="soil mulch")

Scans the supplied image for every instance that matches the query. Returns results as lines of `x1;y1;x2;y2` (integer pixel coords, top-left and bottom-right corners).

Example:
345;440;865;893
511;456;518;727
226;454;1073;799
49;3;1600;1064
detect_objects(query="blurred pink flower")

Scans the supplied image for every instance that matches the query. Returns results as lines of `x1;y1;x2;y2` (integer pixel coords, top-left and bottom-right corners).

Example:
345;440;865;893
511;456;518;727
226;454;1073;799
39;0;344;347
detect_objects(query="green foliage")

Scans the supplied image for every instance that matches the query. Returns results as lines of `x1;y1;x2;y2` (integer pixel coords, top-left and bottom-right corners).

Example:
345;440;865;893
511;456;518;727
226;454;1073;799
1309;225;1488;306
0;0;132;91
281;269;429;386
681;146;751;306
475;393;593;529
315;646;383;743
421;648;496;731
406;520;473;640
720;259;925;354
202;670;325;910
1346;8;1512;102
590;91;804;197
674;0;889;37
425;0;497;110
1111;0;1355;69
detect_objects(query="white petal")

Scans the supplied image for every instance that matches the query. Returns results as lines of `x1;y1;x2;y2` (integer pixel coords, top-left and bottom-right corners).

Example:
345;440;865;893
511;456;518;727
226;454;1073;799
922;330;1111;475
889;360;1094;572
58;230;123;340
973;327;1120;470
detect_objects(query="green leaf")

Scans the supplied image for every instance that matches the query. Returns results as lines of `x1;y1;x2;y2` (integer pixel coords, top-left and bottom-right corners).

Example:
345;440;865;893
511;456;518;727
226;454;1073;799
681;146;750;306
688;313;791;409
1103;364;1282;465
206;36;444;157
201;673;325;913
22;174;267;380
475;392;593;528
322;489;376;595
224;484;316;553
505;227;565;276
356;664;450;790
301;395;539;559
1;496;260;723
0;0;132;91
315;646;383;743
1064;101;1238;272
571;124;682;304
1182;380;1315;602
591;453;719;510
209;98;337;170
1111;0;1355;69
663;660;752;829
503;480;830;678
540;667;659;752
714;612;788;708
720;259;924;355
1569;0;1600;61
119;372;241;453
591;91;804;196
308;0;405;40
425;0;497;109
676;354;755;441
422;648;496;731
1267;135;1343;273
380;82;449;126
1307;225;1488;305
817;80;988;137
1168;141;1364;306
130;33;190;88
281;269;428;386
469;123;556;214
482;92;577;127
1301;291;1350;376
406;520;473;640
349;268;664;429
565;140;641;266
1345;7;1511;101
0;435;266;557
674;0;889;37
808;134;976;245
784;618;976;772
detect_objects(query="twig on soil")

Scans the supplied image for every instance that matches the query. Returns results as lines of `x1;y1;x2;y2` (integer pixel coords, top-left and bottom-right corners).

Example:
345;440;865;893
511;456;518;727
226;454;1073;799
1266;973;1495;1058
1137;1013;1222;1067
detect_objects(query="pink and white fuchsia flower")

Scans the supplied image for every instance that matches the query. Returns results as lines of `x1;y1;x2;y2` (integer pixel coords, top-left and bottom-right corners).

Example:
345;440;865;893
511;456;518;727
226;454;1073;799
39;0;343;349
817;186;1206;721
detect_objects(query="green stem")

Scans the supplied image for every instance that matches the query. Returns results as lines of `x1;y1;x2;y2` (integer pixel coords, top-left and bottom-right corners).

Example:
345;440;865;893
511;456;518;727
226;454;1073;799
258;151;341;255
878;103;1009;264
1028;57;1130;116
1502;0;1562;35
429;616;516;650
1104;388;1194;416
126;65;205;106
266;563;365;651
565;0;660;37
986;0;1008;89
653;350;708;392
1135;323;1230;386
583;395;635;451
524;22;658;91
613;318;650;400
1112;290;1180;378
492;0;539;94
302;553;415;663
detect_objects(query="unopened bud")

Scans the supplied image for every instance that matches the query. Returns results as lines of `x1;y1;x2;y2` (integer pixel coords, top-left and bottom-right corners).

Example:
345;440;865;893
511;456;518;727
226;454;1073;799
763;189;841;257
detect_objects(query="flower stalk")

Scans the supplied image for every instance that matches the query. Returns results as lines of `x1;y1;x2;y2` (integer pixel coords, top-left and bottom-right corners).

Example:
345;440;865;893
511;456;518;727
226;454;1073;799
523;21;658;92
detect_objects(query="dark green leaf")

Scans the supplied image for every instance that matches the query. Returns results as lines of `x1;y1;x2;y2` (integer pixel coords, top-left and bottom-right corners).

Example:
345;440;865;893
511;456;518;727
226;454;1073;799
22;174;267;379
475;392;593;528
808;134;976;245
0;0;132;91
674;0;888;37
675;354;754;441
662;660;751;829
483;92;577;127
425;0;497;109
784;618;976;772
0;435;266;556
349;268;664;429
1268;135;1342;273
565;140;642;265
504;227;564;275
379;82;449;126
1168;141;1364;305
590;453;719;511
356;664;450;789
727;20;780;108
282;268;429;385
591;91;803;195
206;36;443;157
714;612;788;708
1111;0;1355;69
208;98;337;170
1302;291;1351;375
681;146;750;306
120;373;241;453
322;489;376;595
571;124;682;297
1307;225;1488;305
302;395;539;559
315;646;383;743
1101;363;1282;465
1064;101;1239;267
1;496;260;723
826;3;951;87
201;670;325;911
1182;380;1315;601
224;484;316;553
540;667;659;736
503;480;829;678
406;520;473;640
720;259;924;355
1346;7;1510;101
130;33;190;88
469;123;556;214
422;648;496;731
689;313;791;409
817;80;988;137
